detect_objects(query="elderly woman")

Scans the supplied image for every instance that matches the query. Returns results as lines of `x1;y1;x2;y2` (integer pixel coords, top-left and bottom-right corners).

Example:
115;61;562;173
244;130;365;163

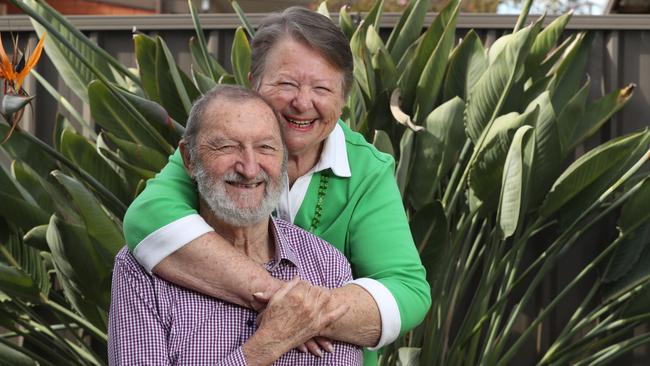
123;7;430;365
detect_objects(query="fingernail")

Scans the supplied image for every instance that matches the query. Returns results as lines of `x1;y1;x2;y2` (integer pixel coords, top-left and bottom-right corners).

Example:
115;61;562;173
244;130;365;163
324;342;334;353
316;348;323;357
298;345;307;353
253;292;264;297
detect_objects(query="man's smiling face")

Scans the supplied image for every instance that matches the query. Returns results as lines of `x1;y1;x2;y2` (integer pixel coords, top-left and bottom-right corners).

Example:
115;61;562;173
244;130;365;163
190;97;286;226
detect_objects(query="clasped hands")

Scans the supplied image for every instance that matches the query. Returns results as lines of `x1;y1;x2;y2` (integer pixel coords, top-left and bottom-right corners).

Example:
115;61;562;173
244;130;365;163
250;276;349;358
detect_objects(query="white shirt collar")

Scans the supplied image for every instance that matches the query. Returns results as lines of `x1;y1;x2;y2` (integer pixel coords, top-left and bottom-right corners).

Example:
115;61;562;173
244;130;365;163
309;123;351;177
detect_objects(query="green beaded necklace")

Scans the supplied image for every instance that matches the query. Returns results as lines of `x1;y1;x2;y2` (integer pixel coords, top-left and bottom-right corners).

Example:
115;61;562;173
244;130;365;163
308;173;329;233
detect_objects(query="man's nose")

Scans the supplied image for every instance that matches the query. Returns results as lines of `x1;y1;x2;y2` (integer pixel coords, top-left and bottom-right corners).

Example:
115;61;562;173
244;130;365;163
234;149;260;179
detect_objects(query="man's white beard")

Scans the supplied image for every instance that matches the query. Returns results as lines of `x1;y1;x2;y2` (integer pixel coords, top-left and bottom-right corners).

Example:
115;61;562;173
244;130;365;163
194;161;286;227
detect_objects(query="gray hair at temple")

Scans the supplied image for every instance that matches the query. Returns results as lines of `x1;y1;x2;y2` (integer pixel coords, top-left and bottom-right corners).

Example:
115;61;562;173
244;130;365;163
183;84;284;163
250;6;354;96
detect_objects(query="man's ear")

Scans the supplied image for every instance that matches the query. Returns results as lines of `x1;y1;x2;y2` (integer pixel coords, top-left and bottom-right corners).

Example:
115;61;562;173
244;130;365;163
179;140;195;179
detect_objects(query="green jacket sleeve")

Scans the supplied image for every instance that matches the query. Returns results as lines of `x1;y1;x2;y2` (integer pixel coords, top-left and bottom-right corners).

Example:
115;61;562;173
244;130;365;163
123;149;198;251
347;158;432;334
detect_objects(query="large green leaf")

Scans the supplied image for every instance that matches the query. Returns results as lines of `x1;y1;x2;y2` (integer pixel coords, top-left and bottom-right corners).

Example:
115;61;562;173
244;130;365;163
98;147;157;182
338;4;355;40
548;32;590;113
556;77;590;155
408;97;465;209
232;27;252;88
59;129;130;204
0;167;49;231
101;132;168;172
366;26;398;94
411;201;449;287
88;80;169;152
134;34;161;103
619;177;650;234
443;30;487;102
23;0;119;103
120;87;184;147
524;11;573;76
540;130;650;218
0;341;38;366
412;0;460;122
399;0;459;116
156;37;193;122
11;160;56;213
192;66;218;94
567;84;635;152
498;125;533;239
50;171;123;265
525;92;562;208
0;125;57;177
465;21;540;144
45;214;109;330
373;129;395;157
469;107;539;214
3;232;50;297
396;129;415;198
386;0;429;62
604;220;650;284
0;264;41;303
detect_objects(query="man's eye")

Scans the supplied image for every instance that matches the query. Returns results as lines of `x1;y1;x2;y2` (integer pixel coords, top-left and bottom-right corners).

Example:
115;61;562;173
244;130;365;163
217;145;236;152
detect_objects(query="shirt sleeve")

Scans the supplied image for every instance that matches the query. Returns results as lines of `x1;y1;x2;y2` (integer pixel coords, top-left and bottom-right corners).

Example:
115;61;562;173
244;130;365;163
108;253;171;366
346;158;432;346
123;149;213;272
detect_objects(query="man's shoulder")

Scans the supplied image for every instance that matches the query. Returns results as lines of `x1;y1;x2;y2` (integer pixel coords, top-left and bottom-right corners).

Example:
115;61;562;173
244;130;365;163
272;218;350;270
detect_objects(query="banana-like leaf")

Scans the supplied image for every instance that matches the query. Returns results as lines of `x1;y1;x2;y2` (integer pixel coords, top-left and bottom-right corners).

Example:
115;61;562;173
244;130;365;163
604;213;650;284
525;92;562;208
469;107;539;214
156;37;193;122
525;11;573;75
498;125;533;239
386;0;429;62
541;130;650;218
45;214;109;330
362;0;385;33
373;129;395;157
88;80;171;152
0;341;38;366
22;0;118;103
11;160;56;213
189;0;222;80
60;129;131;204
192;65;218;94
548;32;589;113
338;4;355;40
366;26;397;93
408;97;465;209
189;37;227;80
465;21;540;144
0;125;58;177
22;225;49;251
556;77;590;155
134;34;161;103
232;27;251;88
0;167;49;231
0;264;41;304
50;171;123;264
400;0;459;117
3;233;50;297
101;132;168;172
443;30;487;102
396;129;415;198
0;94;33;125
350;26;375;103
230;0;255;38
567;84;635;152
98;147;157;182
619;177;650;235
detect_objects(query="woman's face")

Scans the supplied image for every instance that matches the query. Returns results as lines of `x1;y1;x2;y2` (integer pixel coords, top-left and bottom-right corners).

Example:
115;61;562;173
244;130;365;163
255;38;346;159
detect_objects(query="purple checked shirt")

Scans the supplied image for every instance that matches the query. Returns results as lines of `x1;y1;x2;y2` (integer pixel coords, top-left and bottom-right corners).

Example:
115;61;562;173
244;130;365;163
108;217;362;365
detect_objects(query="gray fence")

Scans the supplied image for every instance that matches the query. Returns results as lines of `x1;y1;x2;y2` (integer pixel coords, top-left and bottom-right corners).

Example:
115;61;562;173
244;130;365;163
1;12;650;365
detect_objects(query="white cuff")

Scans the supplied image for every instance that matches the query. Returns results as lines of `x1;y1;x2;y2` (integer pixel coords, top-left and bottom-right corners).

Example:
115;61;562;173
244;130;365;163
132;214;214;273
348;277;401;350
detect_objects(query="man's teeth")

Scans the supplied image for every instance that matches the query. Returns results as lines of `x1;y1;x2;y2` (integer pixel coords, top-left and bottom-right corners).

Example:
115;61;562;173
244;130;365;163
229;182;262;188
287;118;315;126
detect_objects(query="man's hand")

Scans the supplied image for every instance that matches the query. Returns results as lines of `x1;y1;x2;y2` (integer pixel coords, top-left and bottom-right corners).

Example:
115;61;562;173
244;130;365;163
242;277;348;365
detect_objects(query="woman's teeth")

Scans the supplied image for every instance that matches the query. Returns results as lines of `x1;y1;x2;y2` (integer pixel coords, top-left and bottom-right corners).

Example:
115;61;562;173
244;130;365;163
287;117;315;126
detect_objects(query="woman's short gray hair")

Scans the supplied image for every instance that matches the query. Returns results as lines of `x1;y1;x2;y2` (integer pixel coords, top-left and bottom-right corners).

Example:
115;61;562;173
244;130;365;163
250;6;353;96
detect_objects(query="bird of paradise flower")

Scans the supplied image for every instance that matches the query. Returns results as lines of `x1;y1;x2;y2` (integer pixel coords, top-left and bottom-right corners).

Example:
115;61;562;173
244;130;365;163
0;32;46;143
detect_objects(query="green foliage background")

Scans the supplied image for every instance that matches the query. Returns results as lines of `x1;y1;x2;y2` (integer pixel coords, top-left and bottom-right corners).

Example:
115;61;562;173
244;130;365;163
0;0;649;365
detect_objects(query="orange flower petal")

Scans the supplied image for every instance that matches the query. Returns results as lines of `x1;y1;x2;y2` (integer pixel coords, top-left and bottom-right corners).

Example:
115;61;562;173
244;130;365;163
0;34;16;81
15;33;46;90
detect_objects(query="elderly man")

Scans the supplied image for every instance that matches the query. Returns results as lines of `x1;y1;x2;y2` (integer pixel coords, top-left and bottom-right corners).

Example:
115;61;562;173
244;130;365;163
108;85;362;365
